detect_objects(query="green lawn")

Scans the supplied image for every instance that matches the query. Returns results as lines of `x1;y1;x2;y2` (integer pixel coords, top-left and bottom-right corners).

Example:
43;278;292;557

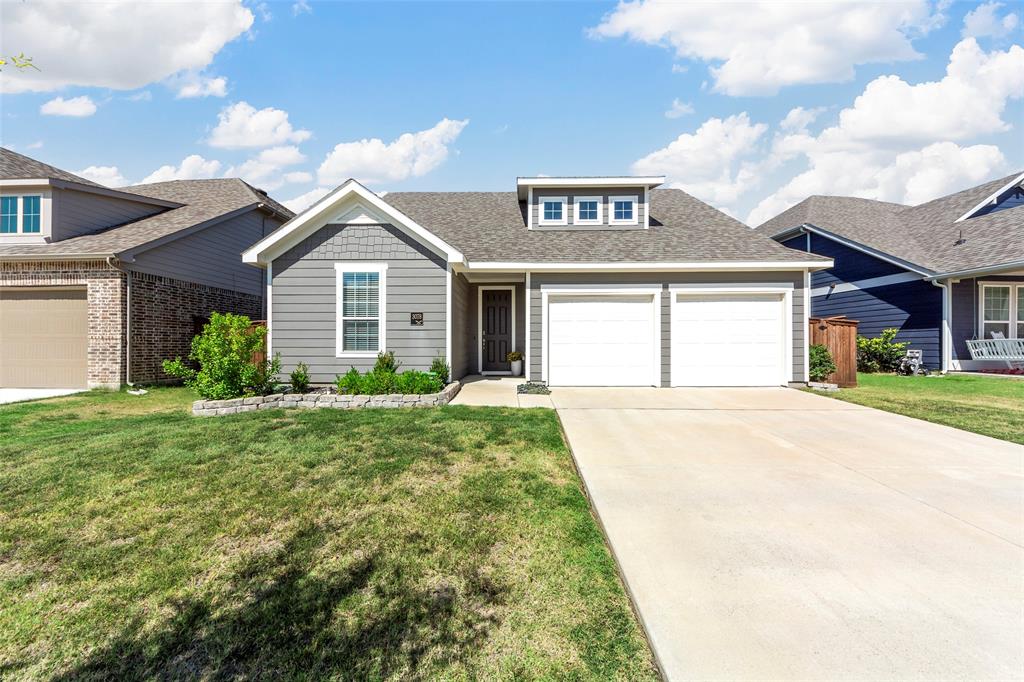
0;389;656;681
816;373;1024;445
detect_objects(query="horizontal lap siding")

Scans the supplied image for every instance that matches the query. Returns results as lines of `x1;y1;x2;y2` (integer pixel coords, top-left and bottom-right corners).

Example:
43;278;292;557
528;271;805;385
272;223;447;384
55;188;165;241
800;233;909;288
451;272;471;379
951;276;1024;360
532;187;647;229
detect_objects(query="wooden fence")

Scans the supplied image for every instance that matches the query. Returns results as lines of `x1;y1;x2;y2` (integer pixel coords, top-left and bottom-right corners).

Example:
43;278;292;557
809;316;858;387
251;320;267;365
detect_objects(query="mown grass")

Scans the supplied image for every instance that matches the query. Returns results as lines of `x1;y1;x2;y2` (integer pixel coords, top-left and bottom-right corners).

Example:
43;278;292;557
0;388;656;681
816;372;1024;445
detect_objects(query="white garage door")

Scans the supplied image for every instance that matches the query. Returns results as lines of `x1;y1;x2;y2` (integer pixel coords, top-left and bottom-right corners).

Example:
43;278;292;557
671;293;788;386
547;294;658;386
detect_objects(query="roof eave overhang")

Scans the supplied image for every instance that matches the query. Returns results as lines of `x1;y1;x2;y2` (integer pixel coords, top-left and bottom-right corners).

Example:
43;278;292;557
0;178;182;209
0;252;115;262
461;260;833;273
775;222;934;277
954;171;1024;222
929;259;1024;281
515;176;666;200
242;178;464;267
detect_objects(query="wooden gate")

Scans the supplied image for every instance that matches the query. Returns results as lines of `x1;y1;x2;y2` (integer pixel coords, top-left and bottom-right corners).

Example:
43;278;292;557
809;316;858;387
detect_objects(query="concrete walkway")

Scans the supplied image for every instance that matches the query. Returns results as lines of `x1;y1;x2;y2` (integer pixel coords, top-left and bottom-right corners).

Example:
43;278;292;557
449;376;554;408
556;387;1024;680
0;388;85;405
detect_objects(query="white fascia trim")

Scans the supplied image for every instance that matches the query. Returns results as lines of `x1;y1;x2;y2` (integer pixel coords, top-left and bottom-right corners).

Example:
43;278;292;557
572;195;602;225
445;265;452;367
335;262;388;358
608;195;639;225
526;187;533;229
810;271;923;297
542;283;663;294
955;171;1024;222
516;176;664;199
537;196;568;226
466;260;833;272
790;223;933;276
477;285;516;374
266;262;273;357
0;179;53;187
668;282;794;292
928;259;1024;280
243;178;464;265
524;271;531;380
803;270;810;382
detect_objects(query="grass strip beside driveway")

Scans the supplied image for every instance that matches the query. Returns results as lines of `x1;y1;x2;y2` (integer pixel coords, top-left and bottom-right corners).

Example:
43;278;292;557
815;372;1024;445
0;388;656;680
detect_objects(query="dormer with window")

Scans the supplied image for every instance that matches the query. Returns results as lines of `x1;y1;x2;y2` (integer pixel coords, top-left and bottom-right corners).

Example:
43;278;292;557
518;176;663;230
0;188;51;244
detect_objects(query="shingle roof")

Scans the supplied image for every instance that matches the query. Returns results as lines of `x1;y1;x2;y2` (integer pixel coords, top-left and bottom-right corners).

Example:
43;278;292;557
0;147;105;187
0;178;294;259
385;188;825;263
755;173;1024;274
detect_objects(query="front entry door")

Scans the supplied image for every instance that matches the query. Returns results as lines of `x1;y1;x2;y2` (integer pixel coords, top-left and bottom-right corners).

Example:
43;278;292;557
481;289;512;372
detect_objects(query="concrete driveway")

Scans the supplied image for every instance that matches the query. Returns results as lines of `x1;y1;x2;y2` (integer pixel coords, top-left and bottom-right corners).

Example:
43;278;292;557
0;388;84;405
555;387;1024;680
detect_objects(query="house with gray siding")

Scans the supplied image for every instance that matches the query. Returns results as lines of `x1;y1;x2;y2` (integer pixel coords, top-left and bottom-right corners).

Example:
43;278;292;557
0;148;292;389
244;176;832;388
756;171;1024;373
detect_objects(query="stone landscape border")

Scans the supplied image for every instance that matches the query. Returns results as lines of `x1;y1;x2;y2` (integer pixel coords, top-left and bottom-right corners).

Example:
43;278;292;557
192;382;461;416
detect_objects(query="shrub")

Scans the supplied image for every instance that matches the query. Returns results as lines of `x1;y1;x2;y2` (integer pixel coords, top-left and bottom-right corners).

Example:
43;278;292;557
374;350;401;374
429;356;450;385
856;328;908;373
162;312;279;400
808;344;837;382
290;362;311;393
334;367;442;395
506;351;523;362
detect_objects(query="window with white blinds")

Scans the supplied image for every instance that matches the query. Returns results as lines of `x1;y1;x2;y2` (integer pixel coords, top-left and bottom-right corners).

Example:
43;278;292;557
335;263;387;355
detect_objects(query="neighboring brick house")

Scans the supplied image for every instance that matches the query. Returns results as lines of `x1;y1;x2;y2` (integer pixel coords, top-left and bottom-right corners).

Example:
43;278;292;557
0;148;292;389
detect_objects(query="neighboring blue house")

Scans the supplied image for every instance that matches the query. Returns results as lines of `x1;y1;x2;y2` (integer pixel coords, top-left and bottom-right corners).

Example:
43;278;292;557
756;172;1024;373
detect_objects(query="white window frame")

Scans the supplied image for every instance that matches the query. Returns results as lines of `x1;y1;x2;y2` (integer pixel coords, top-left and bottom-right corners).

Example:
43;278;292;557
0;195;18;234
573;195;602;225
335;262;388;358
978;281;1022;339
538;196;567;226
20;195;42;234
609;195;638;225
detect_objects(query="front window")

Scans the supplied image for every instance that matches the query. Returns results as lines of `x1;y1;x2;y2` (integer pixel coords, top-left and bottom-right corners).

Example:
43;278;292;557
0;197;16;234
337;264;387;355
982;285;1011;339
609;195;638;224
21;196;41;233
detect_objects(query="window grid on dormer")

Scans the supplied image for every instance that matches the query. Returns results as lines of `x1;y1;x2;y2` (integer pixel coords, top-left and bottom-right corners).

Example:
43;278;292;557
538;196;567;225
609;195;638;225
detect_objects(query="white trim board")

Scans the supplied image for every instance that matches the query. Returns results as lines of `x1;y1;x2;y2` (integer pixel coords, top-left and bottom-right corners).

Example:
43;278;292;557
810;271;923;297
477;285;516;374
468;260;832;272
334;262;388;359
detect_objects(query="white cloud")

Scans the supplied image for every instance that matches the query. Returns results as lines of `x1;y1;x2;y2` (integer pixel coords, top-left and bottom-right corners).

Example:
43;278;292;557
632;113;768;208
962;2;1019;39
283;186;330;213
141;155;222;184
175;74;228;99
293;0;312;16
208;101;311;149
26;141;44;150
664;98;694;119
876;142;1007;205
40;96;97;117
225;145;308;190
779;106;826;133
0;1;253;94
75;165;128;187
126;90;152;102
590;1;939;95
317;118;469;185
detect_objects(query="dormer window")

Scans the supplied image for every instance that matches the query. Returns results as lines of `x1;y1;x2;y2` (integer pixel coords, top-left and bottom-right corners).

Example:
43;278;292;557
575;196;602;224
539;196;567;225
0;195;43;234
610;195;638;225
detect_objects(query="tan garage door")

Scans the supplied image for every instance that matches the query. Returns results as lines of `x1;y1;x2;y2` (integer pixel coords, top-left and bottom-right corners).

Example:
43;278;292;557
0;288;88;388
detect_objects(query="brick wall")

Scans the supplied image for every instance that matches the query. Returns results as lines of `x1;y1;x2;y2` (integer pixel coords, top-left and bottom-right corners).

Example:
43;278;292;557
0;260;126;388
129;271;262;383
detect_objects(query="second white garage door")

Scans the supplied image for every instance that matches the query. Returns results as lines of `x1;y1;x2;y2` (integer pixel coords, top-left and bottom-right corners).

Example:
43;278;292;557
546;294;659;386
671;292;789;386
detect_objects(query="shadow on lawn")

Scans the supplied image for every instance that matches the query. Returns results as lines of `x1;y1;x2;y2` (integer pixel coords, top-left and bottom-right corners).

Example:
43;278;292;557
56;524;504;681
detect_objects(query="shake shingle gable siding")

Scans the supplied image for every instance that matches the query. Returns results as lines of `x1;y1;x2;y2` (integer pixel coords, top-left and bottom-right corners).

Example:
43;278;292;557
384;189;822;263
271;223;448;384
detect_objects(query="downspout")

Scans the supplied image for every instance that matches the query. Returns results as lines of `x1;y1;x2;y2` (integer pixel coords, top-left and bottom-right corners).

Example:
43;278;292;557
930;278;951;374
105;255;132;385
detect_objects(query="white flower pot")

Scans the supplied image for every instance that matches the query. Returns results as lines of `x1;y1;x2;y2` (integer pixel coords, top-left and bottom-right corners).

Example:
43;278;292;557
510;359;523;376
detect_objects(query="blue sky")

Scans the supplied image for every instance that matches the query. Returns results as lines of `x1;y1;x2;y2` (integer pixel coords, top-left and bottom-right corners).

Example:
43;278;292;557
2;1;1022;224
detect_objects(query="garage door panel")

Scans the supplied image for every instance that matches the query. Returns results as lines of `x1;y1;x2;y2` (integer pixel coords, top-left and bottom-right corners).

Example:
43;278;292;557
547;294;657;387
0;288;88;388
671;293;786;387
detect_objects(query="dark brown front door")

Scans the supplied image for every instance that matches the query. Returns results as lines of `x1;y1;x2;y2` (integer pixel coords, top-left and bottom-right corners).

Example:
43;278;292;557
482;289;512;372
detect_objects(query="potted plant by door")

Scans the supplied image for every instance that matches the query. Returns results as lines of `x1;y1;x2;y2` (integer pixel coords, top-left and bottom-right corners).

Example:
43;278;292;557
507;351;523;377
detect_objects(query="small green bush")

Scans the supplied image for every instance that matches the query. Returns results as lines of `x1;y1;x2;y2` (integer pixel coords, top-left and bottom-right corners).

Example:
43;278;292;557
429;356;450;385
162;312;279;399
290;362;311;393
857;328;908;373
809;344;837;382
334;367;442;395
374;351;401;374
